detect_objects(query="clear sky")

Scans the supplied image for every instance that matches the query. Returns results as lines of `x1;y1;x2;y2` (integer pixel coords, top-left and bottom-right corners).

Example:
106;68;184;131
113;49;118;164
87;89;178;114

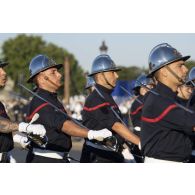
0;33;195;72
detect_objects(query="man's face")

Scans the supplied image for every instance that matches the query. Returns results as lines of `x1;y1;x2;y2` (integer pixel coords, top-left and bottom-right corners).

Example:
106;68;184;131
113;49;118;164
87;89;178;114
167;60;188;85
140;83;155;96
0;67;7;88
103;71;119;88
177;84;193;100
40;67;62;91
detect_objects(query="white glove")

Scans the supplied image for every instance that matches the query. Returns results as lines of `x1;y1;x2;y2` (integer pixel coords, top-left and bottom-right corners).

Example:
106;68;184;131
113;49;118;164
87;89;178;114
122;148;136;163
13;133;30;149
88;129;112;141
18;122;46;137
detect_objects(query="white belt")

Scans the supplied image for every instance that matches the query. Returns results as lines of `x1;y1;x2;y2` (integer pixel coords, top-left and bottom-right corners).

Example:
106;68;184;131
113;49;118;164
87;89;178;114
144;156;182;163
134;126;141;131
32;148;67;159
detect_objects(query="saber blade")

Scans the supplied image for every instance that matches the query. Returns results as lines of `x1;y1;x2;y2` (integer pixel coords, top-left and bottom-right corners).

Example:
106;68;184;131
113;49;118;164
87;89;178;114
119;86;143;104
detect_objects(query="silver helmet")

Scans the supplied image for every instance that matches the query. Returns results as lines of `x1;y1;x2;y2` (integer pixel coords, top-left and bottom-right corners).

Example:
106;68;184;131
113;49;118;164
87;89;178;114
185;67;195;86
85;76;95;89
88;54;121;76
27;54;62;83
133;73;154;90
148;43;190;77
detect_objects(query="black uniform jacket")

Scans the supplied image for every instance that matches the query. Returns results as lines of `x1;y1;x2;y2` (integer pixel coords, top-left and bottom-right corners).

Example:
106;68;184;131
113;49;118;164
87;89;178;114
177;95;195;150
187;91;195;110
26;88;72;152
0;102;13;152
141;82;195;162
82;84;125;150
176;96;188;107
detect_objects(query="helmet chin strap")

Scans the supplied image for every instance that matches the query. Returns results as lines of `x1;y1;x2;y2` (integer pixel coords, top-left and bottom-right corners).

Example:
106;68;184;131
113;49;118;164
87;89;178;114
102;72;115;89
43;74;61;89
47;77;61;88
165;65;185;84
178;86;187;100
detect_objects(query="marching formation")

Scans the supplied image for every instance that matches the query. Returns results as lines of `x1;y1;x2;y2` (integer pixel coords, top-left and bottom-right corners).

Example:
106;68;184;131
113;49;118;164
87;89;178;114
1;42;195;163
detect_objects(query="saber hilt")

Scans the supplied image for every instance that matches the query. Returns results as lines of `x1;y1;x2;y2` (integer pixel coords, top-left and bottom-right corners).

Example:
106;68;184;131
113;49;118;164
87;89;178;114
26;113;48;148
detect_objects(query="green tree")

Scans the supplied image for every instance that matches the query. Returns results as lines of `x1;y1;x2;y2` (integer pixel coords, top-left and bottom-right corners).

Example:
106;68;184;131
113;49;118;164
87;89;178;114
185;60;195;70
1;34;86;96
117;65;147;80
2;34;45;84
69;54;86;95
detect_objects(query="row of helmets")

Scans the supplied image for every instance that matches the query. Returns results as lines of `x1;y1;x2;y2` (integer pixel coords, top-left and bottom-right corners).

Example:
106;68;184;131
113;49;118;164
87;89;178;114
2;43;193;88
85;43;193;89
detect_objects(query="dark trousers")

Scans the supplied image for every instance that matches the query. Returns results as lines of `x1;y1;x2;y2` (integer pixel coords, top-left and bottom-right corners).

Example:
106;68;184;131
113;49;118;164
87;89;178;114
80;144;124;163
26;151;69;163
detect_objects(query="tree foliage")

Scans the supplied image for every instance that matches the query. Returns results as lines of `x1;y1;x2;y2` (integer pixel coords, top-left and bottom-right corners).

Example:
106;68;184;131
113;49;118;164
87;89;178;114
117;65;147;80
185;60;195;70
1;34;86;96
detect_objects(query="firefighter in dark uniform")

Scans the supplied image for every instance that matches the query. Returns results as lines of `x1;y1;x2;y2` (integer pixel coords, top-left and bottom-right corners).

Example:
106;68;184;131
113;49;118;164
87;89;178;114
186;67;195;110
141;43;195;163
25;54;112;163
130;74;155;137
80;54;140;163
181;68;195;162
129;74;154;162
0;59;46;163
84;75;135;162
